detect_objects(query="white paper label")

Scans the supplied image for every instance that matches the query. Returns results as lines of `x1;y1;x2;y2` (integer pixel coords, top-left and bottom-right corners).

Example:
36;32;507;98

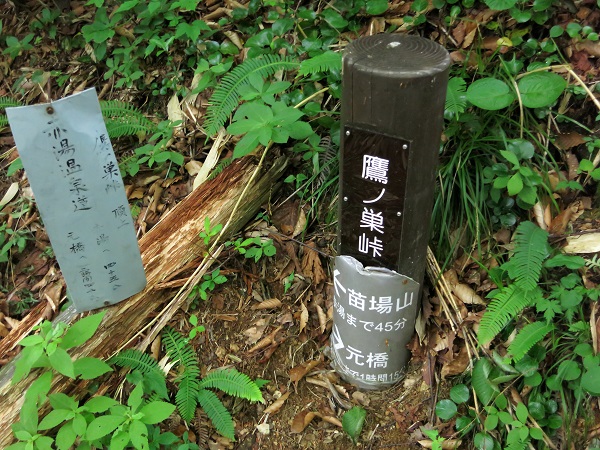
6;88;146;312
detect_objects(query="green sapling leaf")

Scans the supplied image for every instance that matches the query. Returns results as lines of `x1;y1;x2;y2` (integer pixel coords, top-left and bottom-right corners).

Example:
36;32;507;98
518;72;566;108
467;78;515;110
61;311;107;350
435;399;458;420
342;406;366;444
139;401;177;424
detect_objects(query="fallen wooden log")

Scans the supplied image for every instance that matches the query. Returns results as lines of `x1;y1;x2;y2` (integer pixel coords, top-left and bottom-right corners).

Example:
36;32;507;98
0;155;288;447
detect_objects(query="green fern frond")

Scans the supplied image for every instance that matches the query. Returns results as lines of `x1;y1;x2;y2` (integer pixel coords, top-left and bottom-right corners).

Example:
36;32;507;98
199;368;263;403
99;100;157;139
507;322;555;362
162;327;201;378
108;348;168;399
109;348;164;374
207;157;233;181
478;285;539;346
0;97;24;127
445;77;467;115
298;50;341;76
505;439;528;450
204;55;300;137
197;389;235;440
176;377;201;422
506;221;550;291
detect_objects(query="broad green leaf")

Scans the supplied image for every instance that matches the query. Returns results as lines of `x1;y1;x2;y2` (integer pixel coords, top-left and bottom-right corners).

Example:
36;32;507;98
231;132;259;158
110;430;130;450
507;139;535;159
38;410;71;430
500;149;520;167
55;422;77;450
484;413;498;430
49;347;75;378
49;393;78;411
557;360;581;381
547;253;586;271
435;399;458;420
13;344;44;384
507;173;524;195
86;415;126;441
272;17;294;35
581;365;600;395
528;402;546;420
472;359;498;405
342;406;366;444
287;121;313;140
320;9;348;29
19;396;39;435
515;402;528;423
530;427;544;440
366;0;388;14
129;419;149;449
450;384;470;404
127;384;144;411
60;311;106;349
74;357;113;379
474;432;495;450
139;401;176;424
518;72;566;108
84;396;119;413
485;0;517;9
467;78;515;110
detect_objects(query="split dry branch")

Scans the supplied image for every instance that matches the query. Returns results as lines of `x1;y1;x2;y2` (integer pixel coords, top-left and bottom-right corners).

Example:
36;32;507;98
0;155;288;447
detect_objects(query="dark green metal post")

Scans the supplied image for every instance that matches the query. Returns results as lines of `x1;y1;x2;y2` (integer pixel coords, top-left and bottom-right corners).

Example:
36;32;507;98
330;35;450;389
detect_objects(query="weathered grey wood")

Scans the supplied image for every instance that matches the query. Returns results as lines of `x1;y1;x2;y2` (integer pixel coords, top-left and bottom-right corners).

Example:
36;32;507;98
0;155;288;447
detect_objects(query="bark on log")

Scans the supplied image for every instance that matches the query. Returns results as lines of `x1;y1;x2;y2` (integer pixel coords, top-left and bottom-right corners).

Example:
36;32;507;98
0;155;288;447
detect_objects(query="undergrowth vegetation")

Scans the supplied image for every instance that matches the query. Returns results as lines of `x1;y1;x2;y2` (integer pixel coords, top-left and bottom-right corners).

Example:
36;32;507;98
1;0;600;447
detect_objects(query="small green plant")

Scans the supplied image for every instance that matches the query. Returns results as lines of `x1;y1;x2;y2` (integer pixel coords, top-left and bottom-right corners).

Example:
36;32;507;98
12;312;112;384
229;236;277;262
188;314;205;340
283;271;295;294
3;33;34;59
7;312;180;450
120;120;183;177
0;223;30;264
482;139;544;210
198;217;223;246
420;428;446;450
112;326;264;440
342;406;366;445
189;268;227;302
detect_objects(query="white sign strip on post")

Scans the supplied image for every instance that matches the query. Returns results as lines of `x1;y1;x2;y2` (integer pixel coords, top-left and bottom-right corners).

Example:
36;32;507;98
6;88;146;312
330;255;419;390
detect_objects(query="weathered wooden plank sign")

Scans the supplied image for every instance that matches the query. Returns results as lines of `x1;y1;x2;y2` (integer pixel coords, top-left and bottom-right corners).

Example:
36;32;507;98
331;35;450;389
6;89;146;312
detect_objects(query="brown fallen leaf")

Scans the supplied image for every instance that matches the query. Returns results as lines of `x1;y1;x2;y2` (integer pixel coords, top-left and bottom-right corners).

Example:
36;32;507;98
290;410;319;433
315;304;327;334
251;298;282;310
453;283;485;306
549;200;586;234
289;359;321;385
247;326;282;353
299;302;309;334
264;391;290;415
321;415;343;427
441;344;471;379
301;240;327;285
242;318;269;345
418;439;462;449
